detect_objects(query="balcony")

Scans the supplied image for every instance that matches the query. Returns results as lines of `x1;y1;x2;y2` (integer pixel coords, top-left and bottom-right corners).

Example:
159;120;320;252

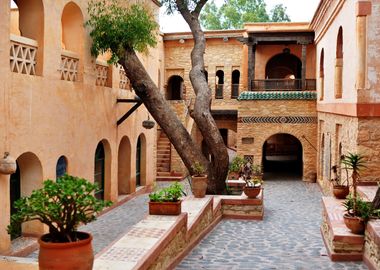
251;79;316;91
60;50;79;82
215;84;224;99
95;60;109;87
10;34;38;76
231;84;239;99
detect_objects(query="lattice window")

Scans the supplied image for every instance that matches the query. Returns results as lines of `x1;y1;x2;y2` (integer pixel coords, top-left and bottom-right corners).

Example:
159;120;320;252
96;63;108;86
60;50;79;82
244;155;254;164
10;36;37;75
119;66;131;90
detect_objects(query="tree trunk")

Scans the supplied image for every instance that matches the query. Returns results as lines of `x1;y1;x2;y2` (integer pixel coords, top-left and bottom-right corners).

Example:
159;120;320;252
119;47;209;177
372;187;380;210
175;0;229;194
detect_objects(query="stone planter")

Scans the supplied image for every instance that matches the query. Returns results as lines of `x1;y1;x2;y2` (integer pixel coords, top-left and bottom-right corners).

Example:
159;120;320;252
243;186;261;198
192;175;208;198
228;171;240;180
343;214;365;234
38;232;93;270
149;201;182;215
332;185;349;199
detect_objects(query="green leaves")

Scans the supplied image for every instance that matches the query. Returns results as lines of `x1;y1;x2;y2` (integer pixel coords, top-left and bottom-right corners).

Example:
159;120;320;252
341;153;367;172
200;0;290;30
86;0;159;63
7;175;111;242
149;182;186;202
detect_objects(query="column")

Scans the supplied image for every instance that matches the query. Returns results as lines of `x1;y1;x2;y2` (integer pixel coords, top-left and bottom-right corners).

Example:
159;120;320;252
0;174;10;254
301;43;307;90
247;44;256;91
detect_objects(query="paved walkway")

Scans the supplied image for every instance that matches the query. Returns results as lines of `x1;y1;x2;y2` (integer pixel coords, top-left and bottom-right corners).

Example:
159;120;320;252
177;175;368;270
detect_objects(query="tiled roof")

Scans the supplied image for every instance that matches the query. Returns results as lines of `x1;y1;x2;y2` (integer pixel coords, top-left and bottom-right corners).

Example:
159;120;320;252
237;91;317;101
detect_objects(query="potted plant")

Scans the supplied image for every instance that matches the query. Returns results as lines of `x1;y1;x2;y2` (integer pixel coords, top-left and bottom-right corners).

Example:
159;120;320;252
341;153;367;234
342;194;372;234
7;174;111;270
190;162;208;198
243;176;263;198
330;163;349;199
228;156;245;180
252;164;263;180
149;182;186;215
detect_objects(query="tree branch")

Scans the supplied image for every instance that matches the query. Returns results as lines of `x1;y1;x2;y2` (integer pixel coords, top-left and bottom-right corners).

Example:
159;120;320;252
192;0;208;18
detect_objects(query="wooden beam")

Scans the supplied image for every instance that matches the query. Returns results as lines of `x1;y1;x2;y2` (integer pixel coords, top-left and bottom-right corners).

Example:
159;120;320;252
117;101;143;126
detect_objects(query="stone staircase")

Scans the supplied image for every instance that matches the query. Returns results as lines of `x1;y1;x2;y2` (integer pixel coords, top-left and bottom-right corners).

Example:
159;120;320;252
156;132;183;181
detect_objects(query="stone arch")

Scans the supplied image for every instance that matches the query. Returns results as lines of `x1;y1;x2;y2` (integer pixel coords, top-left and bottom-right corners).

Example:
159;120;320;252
94;139;112;200
136;133;147;187
166;75;184;100
56;155;68;179
335;26;343;98
10;152;44;236
118;136;132;195
10;0;45;75
262;133;303;177
265;53;302;79
319;48;324;100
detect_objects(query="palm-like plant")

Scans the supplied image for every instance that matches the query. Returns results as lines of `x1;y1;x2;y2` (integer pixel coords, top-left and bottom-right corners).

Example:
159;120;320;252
341;153;366;215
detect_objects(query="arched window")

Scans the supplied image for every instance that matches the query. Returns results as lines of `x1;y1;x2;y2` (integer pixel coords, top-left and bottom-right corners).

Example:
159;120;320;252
166;75;184;100
94;142;105;200
56;156;68;179
215;70;224;99
319;49;325;100
335;27;343;98
231;70;240;98
204;70;208;83
10;0;44;75
61;2;84;81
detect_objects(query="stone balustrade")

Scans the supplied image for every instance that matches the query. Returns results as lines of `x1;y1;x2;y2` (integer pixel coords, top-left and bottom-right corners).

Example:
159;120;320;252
60;50;79;82
95;60;109;87
119;66;130;90
10;34;38;76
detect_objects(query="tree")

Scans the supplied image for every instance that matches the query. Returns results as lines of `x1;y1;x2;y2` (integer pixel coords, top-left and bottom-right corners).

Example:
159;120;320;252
87;0;229;194
200;0;290;30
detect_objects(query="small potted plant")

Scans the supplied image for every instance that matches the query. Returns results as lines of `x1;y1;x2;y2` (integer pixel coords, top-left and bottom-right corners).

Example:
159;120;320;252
228;156;245;180
7;174;111;270
342;194;372;234
330;163;349;199
149;182;186;215
341;153;367;234
191;162;208;198
243;176;263;198
252;164;263;180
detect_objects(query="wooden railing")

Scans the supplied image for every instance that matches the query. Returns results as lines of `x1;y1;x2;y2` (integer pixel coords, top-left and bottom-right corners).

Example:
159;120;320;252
215;84;223;99
251;79;316;91
231;84;239;99
10;34;38;75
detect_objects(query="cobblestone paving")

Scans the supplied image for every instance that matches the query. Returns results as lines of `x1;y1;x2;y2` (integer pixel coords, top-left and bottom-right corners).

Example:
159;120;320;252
177;175;368;270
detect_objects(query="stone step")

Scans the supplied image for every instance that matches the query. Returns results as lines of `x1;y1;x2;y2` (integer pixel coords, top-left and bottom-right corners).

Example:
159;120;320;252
156;175;184;182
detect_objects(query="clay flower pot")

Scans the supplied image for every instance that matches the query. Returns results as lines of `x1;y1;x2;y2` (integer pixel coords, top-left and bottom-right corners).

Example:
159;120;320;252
38;232;94;270
343;214;365;234
191;175;208;198
243;186;261;198
333;185;350;199
0;152;17;175
228;171;240;180
149;200;182;215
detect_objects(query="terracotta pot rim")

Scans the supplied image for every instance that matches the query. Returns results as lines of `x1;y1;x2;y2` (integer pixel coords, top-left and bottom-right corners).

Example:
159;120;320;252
192;175;208;178
333;185;349;189
38;232;92;249
244;186;262;189
343;213;364;221
149;200;182;204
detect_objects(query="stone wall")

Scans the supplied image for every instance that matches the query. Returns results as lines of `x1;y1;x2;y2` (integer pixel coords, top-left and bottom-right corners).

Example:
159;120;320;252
237;99;317;182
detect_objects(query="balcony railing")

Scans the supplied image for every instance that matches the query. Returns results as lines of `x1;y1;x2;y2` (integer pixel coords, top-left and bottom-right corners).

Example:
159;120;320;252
251;79;316;91
10;34;38;75
60;50;79;82
215;84;223;99
119;66;130;90
231;84;239;99
95;60;109;87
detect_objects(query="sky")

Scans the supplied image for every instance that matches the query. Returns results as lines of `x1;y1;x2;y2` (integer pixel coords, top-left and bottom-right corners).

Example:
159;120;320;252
160;0;321;32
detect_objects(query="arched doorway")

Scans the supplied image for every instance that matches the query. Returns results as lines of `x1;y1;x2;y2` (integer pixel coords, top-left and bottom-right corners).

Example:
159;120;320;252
262;134;303;178
266;53;302;79
10;162;21;239
94;142;105;200
166;75;184;100
118;136;131;195
10;152;43;238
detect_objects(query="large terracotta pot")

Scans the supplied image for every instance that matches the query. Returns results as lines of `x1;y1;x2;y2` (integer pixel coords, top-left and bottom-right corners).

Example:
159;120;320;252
333;185;349;199
243;186;261;198
343;214;365;234
192;175;208;198
149;201;182;215
38;232;93;270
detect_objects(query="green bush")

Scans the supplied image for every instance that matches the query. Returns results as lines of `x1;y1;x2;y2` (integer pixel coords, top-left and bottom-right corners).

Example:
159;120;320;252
229;156;245;173
191;162;206;177
7;174;111;243
149;182;186;202
343;195;373;221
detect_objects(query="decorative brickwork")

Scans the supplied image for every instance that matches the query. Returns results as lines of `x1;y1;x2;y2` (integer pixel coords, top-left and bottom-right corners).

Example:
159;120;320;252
239;116;317;124
238;91;317;101
96;62;108;87
10;36;37;76
60;50;79;82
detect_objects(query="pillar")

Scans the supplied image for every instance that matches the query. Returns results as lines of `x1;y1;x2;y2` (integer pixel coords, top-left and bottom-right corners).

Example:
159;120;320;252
247;44;256;91
0;174;11;254
301;43;307;90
